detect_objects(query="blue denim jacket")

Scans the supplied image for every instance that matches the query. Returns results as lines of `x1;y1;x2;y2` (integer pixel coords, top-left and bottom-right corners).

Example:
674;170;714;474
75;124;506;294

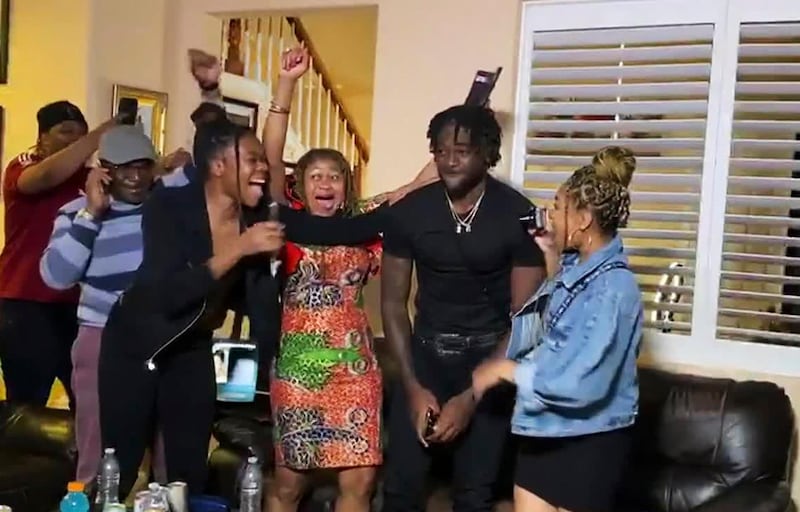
506;235;643;437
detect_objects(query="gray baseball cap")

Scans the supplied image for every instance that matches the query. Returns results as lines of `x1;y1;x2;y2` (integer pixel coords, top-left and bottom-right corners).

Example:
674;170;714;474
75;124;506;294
99;125;157;165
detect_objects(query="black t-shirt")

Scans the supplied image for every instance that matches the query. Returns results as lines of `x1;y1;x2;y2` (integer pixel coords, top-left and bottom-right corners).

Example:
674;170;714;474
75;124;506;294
383;177;544;335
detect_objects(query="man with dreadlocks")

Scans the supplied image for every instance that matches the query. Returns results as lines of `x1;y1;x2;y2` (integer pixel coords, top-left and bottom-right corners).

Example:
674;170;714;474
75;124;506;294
380;104;546;511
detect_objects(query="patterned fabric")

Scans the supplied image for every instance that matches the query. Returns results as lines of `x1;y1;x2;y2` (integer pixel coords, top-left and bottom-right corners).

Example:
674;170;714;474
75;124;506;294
270;196;384;470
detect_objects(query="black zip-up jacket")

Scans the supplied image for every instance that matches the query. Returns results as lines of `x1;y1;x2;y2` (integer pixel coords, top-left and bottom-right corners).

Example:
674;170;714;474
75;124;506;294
101;181;388;371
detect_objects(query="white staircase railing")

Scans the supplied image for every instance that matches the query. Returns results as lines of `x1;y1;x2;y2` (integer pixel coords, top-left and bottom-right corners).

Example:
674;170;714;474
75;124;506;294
221;16;369;192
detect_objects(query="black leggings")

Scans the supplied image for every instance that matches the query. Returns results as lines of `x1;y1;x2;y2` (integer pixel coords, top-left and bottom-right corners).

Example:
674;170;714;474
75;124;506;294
0;299;77;407
98;341;216;497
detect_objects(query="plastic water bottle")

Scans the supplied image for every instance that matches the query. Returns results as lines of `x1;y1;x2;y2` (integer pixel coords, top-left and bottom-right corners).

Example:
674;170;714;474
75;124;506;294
95;448;120;507
239;456;263;512
143;483;169;511
60;482;90;512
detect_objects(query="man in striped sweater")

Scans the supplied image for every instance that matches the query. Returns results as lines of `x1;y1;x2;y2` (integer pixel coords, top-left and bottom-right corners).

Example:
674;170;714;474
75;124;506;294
39;124;162;485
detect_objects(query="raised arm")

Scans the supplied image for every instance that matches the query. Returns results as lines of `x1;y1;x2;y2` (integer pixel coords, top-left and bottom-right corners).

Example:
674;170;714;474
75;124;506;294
263;46;310;205
17;119;117;195
40;168;113;290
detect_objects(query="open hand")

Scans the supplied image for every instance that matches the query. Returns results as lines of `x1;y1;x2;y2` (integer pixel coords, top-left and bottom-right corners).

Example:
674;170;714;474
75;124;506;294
279;45;310;80
237;221;285;256
162;148;193;171
426;390;475;444
85;167;111;218
188;49;221;88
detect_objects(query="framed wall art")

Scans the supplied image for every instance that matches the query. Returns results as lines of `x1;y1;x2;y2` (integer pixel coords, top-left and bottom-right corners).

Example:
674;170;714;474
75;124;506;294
111;84;168;154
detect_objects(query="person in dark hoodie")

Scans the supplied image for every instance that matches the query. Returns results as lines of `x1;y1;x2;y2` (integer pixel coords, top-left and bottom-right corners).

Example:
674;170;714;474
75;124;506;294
98;118;393;497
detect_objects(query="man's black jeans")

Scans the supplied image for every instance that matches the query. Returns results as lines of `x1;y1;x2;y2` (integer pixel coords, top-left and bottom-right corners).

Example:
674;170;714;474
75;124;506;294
383;331;514;512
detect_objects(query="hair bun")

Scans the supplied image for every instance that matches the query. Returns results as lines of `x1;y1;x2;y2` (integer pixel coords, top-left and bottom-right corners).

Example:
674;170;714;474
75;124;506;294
591;146;636;188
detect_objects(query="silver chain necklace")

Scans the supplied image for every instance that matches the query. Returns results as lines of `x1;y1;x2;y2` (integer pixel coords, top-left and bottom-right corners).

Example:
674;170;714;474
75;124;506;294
445;189;485;234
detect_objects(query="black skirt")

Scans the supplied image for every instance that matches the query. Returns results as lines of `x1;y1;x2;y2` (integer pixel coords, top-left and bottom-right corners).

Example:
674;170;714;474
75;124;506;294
514;427;633;512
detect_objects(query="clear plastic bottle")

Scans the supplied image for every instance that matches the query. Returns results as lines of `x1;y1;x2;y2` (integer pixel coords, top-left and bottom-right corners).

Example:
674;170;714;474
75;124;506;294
239;456;263;512
95;447;120;508
142;482;169;512
60;482;90;512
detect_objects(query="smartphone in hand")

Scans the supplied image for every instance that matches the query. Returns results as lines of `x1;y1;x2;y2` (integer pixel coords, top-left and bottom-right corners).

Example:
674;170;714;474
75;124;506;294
117;97;139;125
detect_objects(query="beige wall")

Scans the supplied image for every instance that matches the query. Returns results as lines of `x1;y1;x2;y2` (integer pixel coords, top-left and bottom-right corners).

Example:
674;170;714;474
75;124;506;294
84;0;169;127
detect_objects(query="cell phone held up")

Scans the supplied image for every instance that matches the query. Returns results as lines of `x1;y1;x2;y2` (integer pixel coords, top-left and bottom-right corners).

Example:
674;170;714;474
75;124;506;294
116;97;139;126
519;205;548;235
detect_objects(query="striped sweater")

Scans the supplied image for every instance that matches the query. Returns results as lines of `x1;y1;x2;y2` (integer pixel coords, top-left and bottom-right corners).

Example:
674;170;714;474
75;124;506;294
40;197;147;327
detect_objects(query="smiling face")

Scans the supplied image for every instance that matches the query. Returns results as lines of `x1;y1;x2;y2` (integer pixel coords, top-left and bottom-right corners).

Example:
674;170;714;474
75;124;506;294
432;122;487;199
106;159;155;204
209;132;269;207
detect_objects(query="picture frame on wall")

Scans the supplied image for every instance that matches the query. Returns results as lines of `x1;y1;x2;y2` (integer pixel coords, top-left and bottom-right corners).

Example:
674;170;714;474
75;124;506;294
0;0;10;84
111;84;168;154
223;96;259;130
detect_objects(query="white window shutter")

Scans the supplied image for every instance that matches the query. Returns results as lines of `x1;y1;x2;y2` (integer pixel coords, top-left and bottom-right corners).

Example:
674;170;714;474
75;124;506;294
716;21;800;345
522;24;716;335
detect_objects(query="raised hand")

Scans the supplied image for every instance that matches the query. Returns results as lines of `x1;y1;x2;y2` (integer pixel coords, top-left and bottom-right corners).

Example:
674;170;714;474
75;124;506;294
85;167;112;218
162;148;193;171
188;48;222;89
279;45;310;81
237;221;285;257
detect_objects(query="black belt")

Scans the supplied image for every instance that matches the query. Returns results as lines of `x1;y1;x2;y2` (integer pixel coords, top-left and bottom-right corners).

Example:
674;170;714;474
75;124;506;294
418;331;506;352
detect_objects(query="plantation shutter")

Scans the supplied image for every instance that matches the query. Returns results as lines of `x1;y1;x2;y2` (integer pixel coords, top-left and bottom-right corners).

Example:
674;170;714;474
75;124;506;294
522;24;715;334
716;21;800;346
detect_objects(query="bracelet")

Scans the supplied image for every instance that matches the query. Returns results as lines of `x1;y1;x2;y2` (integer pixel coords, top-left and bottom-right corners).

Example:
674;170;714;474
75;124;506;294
269;102;290;115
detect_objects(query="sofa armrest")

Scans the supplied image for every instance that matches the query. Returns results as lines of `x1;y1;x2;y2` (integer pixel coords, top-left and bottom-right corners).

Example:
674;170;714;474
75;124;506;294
693;481;792;512
0;402;75;463
212;416;272;466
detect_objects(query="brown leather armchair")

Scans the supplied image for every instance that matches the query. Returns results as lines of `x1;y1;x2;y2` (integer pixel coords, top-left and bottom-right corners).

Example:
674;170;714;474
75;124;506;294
0;401;76;512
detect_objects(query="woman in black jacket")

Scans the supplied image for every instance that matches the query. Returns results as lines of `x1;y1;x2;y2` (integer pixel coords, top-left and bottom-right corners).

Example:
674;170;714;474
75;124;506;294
98;120;390;496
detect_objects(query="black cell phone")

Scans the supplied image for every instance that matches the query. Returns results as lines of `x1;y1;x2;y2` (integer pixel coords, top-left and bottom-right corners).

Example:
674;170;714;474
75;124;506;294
519;205;548;234
117;97;139;125
424;408;438;438
465;67;503;107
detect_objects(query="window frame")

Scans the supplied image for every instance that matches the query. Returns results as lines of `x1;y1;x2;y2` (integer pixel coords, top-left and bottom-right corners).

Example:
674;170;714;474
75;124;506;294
513;0;800;377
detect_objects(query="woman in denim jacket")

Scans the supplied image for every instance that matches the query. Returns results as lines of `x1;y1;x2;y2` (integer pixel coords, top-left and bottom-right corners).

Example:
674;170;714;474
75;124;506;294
472;147;643;512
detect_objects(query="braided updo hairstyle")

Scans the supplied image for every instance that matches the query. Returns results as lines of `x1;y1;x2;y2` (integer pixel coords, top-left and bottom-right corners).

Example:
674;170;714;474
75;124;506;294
563;146;636;235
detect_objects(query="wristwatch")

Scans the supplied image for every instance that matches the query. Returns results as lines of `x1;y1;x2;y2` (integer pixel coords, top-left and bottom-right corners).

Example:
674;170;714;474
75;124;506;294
76;208;99;223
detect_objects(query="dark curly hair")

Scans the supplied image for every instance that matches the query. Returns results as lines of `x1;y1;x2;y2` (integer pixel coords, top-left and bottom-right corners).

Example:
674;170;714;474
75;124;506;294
426;105;502;168
563;146;637;235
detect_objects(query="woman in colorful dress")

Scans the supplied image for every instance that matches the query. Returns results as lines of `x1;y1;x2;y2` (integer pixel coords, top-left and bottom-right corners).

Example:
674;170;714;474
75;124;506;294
263;48;436;512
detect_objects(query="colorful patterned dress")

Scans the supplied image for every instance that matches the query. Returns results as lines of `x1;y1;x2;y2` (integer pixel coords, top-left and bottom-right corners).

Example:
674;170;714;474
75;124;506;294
270;197;384;470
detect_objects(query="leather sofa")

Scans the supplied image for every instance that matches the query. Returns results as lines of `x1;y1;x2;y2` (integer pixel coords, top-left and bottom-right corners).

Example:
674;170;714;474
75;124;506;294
619;368;795;512
0;401;76;512
208;366;796;511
